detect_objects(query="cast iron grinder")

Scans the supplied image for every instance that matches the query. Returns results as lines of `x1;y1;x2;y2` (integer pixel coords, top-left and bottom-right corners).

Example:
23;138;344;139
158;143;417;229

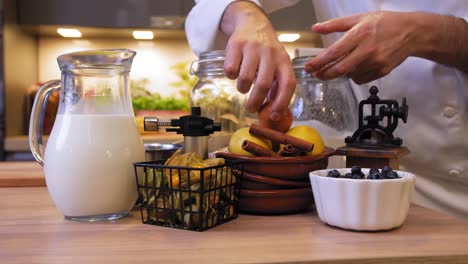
336;86;410;169
144;107;221;158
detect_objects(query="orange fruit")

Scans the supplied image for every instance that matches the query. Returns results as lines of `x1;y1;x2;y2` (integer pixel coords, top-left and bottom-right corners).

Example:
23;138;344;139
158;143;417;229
257;101;293;132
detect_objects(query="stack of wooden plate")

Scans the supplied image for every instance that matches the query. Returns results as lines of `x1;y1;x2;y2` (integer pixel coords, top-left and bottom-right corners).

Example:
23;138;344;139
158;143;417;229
217;147;335;214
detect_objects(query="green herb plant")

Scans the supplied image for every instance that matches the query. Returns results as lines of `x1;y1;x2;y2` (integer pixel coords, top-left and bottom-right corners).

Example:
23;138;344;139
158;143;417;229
131;61;198;112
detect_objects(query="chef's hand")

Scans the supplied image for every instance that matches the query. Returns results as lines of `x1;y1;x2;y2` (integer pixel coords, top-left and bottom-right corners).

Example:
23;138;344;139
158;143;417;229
221;1;295;121
305;11;468;84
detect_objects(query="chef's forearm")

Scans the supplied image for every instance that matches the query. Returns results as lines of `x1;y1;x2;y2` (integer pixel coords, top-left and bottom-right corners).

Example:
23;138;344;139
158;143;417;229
220;1;270;36
412;12;468;73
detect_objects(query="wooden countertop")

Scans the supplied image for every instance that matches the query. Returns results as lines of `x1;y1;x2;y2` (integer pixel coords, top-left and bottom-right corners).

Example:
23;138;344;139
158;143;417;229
1;163;468;264
0;162;45;187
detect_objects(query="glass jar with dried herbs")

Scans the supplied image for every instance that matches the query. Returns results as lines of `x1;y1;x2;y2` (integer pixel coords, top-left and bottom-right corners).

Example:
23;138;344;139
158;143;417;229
190;50;254;132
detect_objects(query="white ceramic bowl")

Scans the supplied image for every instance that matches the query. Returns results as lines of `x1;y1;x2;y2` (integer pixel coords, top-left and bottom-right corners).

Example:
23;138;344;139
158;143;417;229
309;168;415;231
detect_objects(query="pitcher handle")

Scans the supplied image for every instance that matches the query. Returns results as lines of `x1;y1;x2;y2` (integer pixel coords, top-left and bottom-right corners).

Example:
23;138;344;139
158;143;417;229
29;80;61;166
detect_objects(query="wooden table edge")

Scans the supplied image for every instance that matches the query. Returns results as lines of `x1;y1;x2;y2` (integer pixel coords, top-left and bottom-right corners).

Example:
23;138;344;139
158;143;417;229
277;255;468;264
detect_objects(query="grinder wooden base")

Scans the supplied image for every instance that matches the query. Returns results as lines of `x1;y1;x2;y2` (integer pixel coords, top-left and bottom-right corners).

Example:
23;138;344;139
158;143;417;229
335;145;410;169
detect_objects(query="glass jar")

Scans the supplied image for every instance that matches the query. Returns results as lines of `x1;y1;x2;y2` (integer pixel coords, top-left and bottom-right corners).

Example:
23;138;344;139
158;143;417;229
291;54;358;167
190;50;252;133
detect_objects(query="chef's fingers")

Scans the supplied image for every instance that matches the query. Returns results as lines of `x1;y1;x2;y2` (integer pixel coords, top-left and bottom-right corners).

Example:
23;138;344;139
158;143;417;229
266;80;279;102
237;49;260;94
313;46;366;80
224;39;243;80
246;54;275;112
304;29;360;73
269;62;296;120
311;13;365;34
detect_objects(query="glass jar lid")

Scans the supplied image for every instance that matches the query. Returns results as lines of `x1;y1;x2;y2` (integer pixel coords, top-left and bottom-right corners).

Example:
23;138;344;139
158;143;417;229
190;50;226;76
292;48;325;78
292;56;315;79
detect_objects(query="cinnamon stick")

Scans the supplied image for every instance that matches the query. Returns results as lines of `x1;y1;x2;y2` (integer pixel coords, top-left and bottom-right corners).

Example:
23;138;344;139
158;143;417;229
242;140;280;157
278;144;295;156
278;144;308;157
249;124;314;152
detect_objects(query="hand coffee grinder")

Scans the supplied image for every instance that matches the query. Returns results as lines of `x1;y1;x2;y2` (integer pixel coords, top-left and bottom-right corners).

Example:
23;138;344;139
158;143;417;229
336;86;410;169
144;107;221;158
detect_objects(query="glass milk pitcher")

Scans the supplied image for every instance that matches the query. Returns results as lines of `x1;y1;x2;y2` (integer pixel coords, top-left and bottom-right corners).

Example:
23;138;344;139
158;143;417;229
29;49;145;221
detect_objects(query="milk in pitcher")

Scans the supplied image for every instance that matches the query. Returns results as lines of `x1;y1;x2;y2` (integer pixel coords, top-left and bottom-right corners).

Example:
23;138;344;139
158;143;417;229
44;114;145;219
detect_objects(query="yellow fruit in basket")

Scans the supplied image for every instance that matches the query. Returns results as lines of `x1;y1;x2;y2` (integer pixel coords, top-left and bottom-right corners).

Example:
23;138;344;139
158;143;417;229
285;125;325;156
229;127;271;156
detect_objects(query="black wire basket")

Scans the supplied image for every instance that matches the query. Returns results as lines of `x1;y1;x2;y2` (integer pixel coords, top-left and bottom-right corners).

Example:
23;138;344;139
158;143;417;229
134;160;242;231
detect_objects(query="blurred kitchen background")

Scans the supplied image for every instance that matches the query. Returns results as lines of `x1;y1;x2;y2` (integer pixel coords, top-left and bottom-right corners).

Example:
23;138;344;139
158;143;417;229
0;0;321;161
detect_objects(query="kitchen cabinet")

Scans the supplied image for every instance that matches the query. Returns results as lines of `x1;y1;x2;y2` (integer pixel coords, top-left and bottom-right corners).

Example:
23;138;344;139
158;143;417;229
17;0;194;29
2;0;42;160
0;1;5;161
17;0;316;31
0;1;6;160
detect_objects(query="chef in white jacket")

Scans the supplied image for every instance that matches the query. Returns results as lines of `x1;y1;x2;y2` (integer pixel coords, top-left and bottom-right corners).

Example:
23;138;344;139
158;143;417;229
185;0;468;220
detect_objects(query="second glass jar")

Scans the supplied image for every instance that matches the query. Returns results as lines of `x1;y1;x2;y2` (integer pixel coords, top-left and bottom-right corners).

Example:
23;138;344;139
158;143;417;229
190;50;253;133
291;54;358;166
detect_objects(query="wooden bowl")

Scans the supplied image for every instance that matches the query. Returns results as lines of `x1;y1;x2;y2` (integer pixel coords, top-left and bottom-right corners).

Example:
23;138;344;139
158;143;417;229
234;170;310;190
239;188;313;214
217;147;335;181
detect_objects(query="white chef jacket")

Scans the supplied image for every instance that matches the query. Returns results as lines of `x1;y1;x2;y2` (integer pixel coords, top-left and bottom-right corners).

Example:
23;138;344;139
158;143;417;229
185;0;468;220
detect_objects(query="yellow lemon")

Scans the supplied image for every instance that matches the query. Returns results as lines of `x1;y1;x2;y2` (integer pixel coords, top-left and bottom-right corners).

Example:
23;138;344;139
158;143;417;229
285;125;325;156
229;127;271;156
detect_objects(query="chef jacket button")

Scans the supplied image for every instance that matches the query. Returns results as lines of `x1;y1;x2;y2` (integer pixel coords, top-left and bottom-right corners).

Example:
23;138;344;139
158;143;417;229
443;107;458;118
449;169;460;178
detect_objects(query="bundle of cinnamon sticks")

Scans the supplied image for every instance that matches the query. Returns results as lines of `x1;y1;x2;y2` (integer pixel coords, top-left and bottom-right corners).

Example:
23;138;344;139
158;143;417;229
241;124;314;157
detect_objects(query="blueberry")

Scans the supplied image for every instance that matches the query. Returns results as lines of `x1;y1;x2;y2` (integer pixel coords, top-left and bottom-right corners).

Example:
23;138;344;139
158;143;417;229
343;173;353;179
367;168;380;180
352;173;364;179
381;166;393;178
351;166;362;174
386;171;400;179
327;169;341;178
382;166;392;173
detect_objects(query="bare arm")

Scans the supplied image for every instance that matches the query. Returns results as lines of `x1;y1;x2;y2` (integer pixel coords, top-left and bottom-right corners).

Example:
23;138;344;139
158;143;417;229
220;1;296;120
413;13;468;72
305;11;468;84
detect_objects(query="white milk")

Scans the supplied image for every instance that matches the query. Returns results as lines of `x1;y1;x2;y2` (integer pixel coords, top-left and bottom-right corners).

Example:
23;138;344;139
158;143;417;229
44;114;145;218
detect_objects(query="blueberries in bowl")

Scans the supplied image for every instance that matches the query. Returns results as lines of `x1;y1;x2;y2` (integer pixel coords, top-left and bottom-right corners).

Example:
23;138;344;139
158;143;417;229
327;169;341;178
327;166;401;180
350;166;365;179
